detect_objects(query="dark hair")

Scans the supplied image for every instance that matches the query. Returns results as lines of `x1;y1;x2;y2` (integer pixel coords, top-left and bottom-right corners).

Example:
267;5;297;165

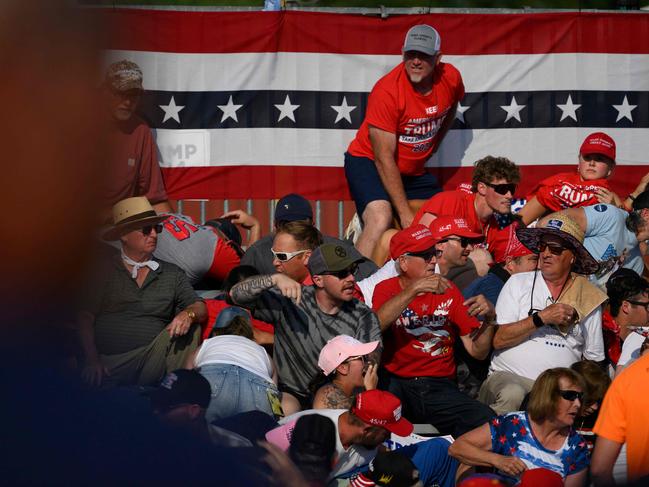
606;269;649;317
625;211;645;235
471;156;521;192
209;315;253;340
570;360;611;407
276;221;323;250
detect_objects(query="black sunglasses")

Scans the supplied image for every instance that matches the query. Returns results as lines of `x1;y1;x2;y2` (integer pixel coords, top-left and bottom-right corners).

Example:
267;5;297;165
483;181;517;196
405;250;436;262
441;236;475;248
558;390;584;402
141;224;163;235
538;242;568;255
627;299;649;311
324;263;358;279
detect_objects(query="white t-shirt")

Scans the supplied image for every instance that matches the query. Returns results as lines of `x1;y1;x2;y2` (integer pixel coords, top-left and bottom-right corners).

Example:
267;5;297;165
490;271;605;380
195;335;273;383
618;328;649;368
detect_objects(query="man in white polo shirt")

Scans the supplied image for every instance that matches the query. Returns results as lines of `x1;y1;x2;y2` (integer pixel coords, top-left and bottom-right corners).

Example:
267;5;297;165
479;213;606;414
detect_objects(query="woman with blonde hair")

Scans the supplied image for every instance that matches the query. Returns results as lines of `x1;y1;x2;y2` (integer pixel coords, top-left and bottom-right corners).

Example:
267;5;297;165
449;367;590;486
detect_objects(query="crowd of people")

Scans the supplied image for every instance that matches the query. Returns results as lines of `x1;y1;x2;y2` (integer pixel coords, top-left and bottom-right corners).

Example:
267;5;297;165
65;20;649;487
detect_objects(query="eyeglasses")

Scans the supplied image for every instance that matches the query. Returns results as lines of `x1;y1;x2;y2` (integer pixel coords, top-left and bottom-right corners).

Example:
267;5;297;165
141;224;163;235
405;250;436;262
538;242;568;255
440;237;476;248
483;181;517;196
558;390;584;402
627;300;649;311
324;263;358;280
271;248;308;262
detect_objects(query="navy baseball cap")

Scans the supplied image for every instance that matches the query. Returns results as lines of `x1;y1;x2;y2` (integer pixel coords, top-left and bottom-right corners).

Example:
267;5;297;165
275;193;313;223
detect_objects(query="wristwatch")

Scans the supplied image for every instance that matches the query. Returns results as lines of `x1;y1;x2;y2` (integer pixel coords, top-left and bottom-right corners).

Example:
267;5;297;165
531;312;545;328
185;309;197;322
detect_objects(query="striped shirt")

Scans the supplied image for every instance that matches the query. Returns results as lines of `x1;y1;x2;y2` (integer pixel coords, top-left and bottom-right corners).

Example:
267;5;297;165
242;286;381;397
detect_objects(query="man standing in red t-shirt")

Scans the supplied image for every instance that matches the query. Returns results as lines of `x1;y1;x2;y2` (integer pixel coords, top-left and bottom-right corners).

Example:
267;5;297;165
102;60;172;219
345;25;465;260
372;225;496;437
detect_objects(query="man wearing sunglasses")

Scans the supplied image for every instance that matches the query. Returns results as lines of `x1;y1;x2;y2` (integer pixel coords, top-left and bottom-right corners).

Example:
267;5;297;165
79;197;206;387
373;225;496;438
480;213;605;415
101;60;172;219
604;268;649;376
430;216;487;292
230;243;381;415
405;155;521;265
270;220;323;285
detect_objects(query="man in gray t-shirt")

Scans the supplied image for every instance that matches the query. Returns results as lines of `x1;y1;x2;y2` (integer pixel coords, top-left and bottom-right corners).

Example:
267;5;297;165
231;243;382;415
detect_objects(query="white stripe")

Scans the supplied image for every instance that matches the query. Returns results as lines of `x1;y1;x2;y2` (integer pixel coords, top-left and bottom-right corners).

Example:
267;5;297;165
154;127;649;168
106;50;649;92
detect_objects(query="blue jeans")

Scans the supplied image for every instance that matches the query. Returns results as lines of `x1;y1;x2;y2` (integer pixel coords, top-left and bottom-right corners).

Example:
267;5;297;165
380;371;495;438
198;363;279;423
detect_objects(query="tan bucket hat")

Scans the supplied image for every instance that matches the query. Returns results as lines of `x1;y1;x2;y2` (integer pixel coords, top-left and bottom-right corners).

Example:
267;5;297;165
516;212;600;275
103;196;166;241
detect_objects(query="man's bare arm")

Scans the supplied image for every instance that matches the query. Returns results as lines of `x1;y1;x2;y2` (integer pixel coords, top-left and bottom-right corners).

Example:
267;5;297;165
369;126;413;228
493;303;576;349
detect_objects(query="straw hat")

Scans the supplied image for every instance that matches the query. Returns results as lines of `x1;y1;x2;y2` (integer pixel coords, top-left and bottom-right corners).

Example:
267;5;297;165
516;212;600;275
103;197;166;241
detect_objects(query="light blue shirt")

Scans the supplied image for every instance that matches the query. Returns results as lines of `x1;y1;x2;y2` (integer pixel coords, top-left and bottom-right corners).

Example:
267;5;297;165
583;204;643;286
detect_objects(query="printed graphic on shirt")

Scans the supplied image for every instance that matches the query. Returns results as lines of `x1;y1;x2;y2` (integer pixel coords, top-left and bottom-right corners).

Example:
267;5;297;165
490;412;589;481
399;112;446;152
550;182;602;207
397;299;454;357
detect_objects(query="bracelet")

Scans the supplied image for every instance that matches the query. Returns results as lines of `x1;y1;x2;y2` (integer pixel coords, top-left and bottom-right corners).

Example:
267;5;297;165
185;308;197;322
628;194;637;201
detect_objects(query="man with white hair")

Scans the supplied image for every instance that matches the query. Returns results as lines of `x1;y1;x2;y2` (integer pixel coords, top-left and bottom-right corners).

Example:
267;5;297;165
345;24;464;259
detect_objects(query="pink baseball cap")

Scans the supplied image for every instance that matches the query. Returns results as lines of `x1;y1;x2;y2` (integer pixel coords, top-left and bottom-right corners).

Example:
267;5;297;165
318;335;379;376
429;216;483;241
579;132;616;163
351;390;413;437
389;224;437;259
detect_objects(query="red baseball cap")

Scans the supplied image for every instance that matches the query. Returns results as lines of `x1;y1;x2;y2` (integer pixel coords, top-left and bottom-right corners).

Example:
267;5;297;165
351;390;413;437
389;224;437;259
579;132;616;163
429;216;483;241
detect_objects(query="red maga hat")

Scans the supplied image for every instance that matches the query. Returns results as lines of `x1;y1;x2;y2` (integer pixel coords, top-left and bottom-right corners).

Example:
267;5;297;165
389;224;437;259
579;132;616;162
429;216;483;241
351;390;413;437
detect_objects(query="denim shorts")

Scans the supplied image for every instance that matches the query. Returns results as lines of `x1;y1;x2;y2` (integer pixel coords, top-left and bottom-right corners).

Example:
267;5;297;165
344;152;441;218
198;363;280;423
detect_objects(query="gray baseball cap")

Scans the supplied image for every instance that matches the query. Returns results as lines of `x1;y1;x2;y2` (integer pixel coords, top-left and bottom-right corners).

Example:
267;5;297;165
403;25;441;56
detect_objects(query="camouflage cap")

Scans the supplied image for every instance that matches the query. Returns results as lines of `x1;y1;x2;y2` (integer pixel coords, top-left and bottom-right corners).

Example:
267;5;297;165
307;243;362;275
105;59;143;92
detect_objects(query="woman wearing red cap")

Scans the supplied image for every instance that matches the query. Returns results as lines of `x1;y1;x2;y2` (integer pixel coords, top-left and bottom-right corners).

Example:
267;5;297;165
519;132;621;225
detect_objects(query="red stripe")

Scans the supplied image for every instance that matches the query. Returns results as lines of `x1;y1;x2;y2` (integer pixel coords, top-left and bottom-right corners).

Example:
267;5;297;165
97;9;649;55
162;165;647;201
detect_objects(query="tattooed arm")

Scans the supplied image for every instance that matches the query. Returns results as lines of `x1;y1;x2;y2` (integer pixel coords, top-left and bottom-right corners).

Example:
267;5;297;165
313;384;354;410
230;273;302;306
